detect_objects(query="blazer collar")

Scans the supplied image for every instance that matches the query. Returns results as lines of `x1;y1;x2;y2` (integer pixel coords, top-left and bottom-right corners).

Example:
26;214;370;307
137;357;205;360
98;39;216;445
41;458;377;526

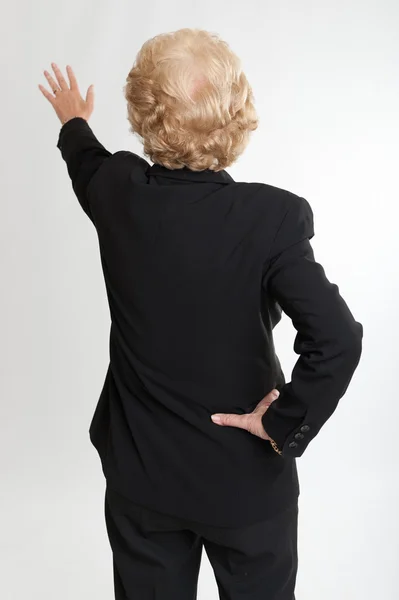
146;163;235;184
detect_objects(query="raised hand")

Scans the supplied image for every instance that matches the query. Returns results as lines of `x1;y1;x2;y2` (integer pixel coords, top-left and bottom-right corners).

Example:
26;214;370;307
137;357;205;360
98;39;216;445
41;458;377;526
38;63;94;125
211;388;280;440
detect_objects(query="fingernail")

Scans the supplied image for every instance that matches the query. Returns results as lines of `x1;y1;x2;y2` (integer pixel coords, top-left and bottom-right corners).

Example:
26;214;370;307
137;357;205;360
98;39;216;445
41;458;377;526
211;415;222;423
273;390;280;398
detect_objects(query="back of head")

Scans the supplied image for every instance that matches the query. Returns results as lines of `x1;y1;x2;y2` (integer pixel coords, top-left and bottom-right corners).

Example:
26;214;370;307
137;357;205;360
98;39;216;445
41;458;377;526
123;28;258;171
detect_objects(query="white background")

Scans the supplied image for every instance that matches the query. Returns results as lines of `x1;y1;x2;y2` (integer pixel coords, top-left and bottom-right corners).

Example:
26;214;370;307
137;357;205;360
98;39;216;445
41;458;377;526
1;0;398;598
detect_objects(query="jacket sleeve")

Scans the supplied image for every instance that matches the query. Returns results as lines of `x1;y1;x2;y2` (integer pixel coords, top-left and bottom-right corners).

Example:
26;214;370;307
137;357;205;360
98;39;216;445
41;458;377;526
56;117;113;223
261;195;363;458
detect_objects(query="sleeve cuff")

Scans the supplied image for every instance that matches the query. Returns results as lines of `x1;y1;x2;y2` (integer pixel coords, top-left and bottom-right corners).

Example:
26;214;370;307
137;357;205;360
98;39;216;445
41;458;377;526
56;117;91;150
262;401;314;458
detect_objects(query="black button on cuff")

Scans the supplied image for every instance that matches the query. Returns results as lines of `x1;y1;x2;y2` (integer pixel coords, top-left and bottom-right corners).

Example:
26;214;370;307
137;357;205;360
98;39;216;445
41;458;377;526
300;425;310;433
288;441;298;448
294;432;304;440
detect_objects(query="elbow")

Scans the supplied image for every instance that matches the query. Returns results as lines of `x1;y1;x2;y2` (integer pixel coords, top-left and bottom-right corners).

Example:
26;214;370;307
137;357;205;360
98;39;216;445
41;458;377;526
341;320;363;367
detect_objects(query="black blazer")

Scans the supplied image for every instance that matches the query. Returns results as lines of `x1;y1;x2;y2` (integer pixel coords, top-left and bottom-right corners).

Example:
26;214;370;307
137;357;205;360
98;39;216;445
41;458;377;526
57;117;363;527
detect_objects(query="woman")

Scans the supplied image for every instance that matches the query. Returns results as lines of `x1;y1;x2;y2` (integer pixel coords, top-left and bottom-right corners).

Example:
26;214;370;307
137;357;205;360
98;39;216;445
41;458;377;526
39;28;363;600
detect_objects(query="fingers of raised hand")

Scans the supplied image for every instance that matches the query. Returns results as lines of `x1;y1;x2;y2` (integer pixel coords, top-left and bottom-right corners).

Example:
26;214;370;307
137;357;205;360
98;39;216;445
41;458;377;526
42;68;60;96
66;65;79;91
50;63;69;90
39;63;80;105
38;83;56;104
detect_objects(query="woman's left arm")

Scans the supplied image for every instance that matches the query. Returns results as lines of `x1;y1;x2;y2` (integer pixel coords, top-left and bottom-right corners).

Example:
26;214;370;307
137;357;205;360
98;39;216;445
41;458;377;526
39;63;112;222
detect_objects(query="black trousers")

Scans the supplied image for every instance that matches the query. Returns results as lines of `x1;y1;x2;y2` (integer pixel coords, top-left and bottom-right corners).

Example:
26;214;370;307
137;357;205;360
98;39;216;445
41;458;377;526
104;483;298;599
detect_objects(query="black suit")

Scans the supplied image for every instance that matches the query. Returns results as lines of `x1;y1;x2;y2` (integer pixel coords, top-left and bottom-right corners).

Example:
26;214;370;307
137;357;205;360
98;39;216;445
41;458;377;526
57;116;363;598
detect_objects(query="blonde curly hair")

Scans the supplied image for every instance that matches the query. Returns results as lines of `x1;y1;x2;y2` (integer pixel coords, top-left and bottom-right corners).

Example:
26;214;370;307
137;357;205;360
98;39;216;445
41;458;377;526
123;28;259;172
